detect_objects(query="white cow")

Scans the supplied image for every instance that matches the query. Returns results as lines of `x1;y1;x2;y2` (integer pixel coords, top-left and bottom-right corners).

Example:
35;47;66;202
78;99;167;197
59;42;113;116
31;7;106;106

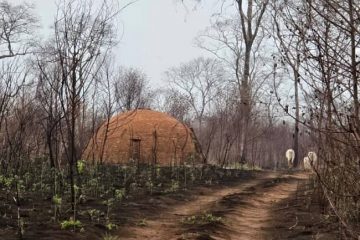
303;156;311;170
308;151;317;167
286;149;295;168
303;151;317;171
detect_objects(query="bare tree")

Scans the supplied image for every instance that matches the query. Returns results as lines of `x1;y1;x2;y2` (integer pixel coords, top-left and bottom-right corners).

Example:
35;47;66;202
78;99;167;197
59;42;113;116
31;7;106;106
35;47;63;169
0;1;37;59
114;67;153;112
210;84;240;166
0;60;30;172
50;0;120;216
233;0;269;163
195;0;269;163
0;1;38;171
166;57;224;133
270;0;306;167
94;57;117;164
165;57;225;161
158;89;192;123
272;0;360;236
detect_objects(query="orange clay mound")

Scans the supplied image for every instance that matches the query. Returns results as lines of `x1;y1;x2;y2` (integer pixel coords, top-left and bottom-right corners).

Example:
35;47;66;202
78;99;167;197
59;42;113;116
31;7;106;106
83;109;204;166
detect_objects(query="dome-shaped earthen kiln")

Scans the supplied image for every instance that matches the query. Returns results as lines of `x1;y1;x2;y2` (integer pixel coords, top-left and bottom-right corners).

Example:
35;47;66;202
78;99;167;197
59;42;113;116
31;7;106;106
83;109;203;165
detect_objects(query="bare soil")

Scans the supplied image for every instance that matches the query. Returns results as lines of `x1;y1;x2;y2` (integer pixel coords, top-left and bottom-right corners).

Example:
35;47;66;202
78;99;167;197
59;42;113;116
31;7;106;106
115;171;339;240
0;171;339;239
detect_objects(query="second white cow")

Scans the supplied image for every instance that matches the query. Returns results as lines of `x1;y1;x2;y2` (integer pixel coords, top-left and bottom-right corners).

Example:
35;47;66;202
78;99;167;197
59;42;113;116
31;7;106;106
286;149;295;168
304;151;317;171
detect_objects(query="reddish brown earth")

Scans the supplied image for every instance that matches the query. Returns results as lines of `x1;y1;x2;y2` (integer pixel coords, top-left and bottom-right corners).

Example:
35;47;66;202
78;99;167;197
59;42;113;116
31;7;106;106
1;171;339;240
114;171;338;240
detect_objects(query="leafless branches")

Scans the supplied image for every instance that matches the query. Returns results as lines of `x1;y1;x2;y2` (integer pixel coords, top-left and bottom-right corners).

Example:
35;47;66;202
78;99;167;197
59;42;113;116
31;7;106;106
0;1;37;59
114;67;153;112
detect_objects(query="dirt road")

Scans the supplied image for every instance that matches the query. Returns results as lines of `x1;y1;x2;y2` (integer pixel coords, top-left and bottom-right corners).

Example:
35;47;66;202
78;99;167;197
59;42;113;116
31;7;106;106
116;171;310;240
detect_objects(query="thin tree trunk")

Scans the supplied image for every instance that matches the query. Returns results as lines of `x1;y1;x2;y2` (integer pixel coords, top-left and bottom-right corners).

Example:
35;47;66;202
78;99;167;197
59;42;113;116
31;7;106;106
239;46;252;163
293;62;300;167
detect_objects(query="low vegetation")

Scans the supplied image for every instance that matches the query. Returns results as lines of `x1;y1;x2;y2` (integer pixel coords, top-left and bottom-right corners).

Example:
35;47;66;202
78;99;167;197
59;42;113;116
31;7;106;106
0;160;249;238
181;212;223;226
0;0;359;238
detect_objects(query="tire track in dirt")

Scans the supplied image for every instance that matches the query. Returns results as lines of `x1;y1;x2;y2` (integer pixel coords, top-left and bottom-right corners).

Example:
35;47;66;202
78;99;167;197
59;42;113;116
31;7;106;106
181;172;309;240
116;171;294;240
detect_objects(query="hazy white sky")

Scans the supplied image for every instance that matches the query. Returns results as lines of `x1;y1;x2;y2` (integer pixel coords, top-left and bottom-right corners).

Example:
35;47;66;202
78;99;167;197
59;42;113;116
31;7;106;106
16;0;223;86
117;0;218;86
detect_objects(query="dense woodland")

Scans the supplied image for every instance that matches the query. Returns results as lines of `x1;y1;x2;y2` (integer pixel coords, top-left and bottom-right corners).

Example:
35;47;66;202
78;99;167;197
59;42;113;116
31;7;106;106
0;0;359;239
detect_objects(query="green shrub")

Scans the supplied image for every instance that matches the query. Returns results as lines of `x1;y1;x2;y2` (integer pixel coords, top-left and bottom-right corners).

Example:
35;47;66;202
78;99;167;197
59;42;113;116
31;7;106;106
114;188;126;201
165;180;179;193
181;213;222;225
60;218;82;230
77;160;86;174
106;222;117;231
52;194;62;206
101;233;121;240
136;218;147;227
